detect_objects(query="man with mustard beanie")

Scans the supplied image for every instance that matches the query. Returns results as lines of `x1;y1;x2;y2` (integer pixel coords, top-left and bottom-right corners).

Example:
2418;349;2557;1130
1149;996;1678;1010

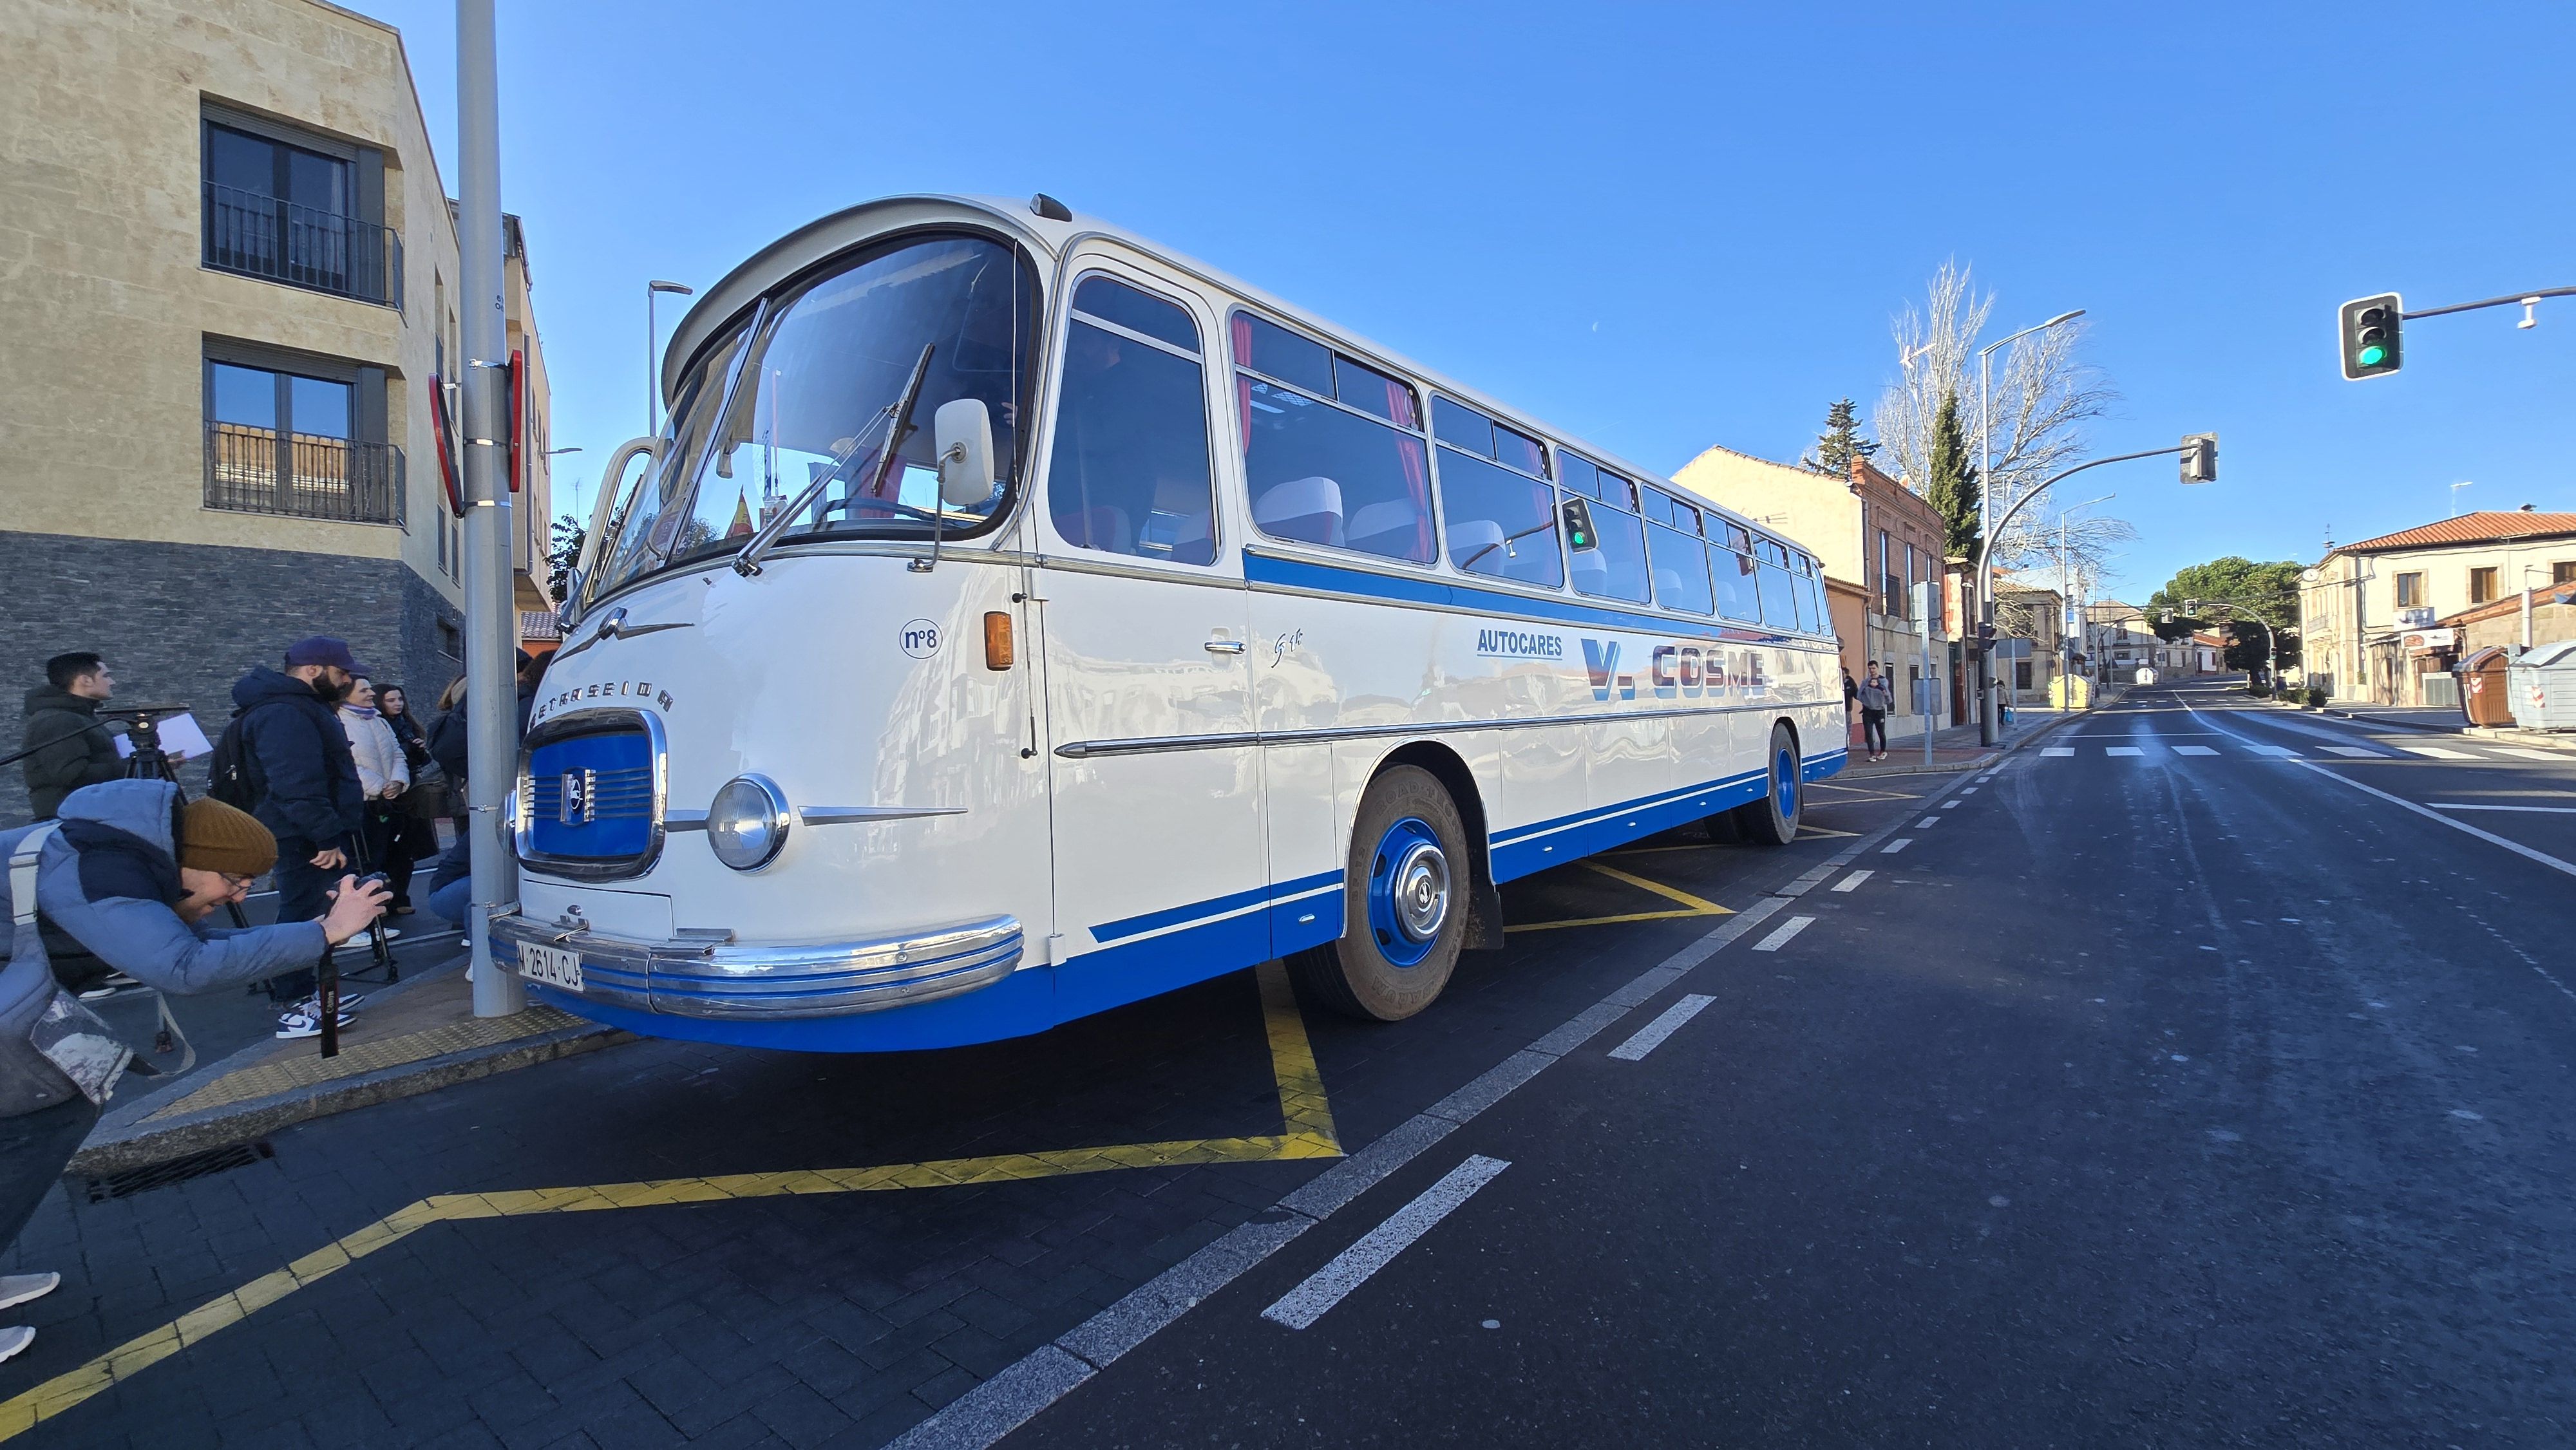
0;779;388;1366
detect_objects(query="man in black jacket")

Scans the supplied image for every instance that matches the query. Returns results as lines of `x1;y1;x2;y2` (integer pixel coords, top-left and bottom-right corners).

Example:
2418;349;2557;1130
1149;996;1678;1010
229;637;369;1024
18;654;122;822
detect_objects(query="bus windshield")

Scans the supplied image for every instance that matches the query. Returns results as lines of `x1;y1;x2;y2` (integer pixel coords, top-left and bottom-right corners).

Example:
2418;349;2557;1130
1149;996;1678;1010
593;232;1034;600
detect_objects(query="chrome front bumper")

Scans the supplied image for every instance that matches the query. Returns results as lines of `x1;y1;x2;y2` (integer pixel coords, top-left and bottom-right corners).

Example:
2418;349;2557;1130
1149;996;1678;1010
487;912;1022;1019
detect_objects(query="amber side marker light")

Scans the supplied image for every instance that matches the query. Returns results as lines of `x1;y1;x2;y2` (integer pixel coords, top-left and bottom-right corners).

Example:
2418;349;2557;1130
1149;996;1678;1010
983;611;1014;670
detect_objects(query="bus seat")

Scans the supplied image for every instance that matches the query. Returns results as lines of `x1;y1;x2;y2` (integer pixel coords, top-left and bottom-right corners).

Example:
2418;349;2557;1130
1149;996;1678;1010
1253;475;1344;547
1448;518;1505;569
1059;504;1133;554
1652;567;1685;599
1345;500;1421;556
1571;552;1609;594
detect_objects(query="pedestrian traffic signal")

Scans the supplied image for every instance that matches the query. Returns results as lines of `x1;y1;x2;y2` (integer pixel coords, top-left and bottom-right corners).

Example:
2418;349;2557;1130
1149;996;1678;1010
1977;621;1996;649
2339;293;2403;379
2181;433;2217;484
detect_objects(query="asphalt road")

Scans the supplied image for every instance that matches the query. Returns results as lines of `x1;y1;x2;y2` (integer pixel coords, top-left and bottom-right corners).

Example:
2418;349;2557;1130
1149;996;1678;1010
11;683;2573;1448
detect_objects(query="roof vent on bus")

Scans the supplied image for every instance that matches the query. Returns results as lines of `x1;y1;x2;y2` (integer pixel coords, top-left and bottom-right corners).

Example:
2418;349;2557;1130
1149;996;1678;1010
1029;194;1074;222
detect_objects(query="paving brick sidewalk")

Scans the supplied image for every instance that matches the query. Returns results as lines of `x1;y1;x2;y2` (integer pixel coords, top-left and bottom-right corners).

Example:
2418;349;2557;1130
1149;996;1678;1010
72;958;626;1176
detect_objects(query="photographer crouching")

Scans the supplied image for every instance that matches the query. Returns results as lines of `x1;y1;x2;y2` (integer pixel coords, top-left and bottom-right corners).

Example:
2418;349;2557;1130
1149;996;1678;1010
0;780;388;1365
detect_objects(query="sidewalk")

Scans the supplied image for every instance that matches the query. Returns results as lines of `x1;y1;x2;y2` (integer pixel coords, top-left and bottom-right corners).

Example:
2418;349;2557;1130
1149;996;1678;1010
1839;709;2077;778
71;951;625;1177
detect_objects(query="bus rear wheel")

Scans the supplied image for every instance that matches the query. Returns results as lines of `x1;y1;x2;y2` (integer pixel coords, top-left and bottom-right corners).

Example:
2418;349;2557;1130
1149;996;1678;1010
1725;722;1802;847
1289;766;1468;1022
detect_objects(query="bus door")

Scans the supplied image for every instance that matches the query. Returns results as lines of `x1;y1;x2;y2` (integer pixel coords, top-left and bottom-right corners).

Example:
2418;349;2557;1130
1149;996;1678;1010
1035;264;1267;1013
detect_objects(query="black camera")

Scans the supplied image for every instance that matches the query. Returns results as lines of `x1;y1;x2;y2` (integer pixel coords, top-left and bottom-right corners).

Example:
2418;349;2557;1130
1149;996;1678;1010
356;872;390;892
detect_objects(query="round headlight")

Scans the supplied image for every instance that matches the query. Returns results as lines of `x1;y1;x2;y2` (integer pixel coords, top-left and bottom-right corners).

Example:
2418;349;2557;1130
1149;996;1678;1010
706;774;790;871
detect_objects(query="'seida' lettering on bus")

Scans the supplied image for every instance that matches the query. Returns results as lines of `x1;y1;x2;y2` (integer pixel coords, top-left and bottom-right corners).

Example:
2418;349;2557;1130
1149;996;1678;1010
1582;639;1635;701
1475;628;1563;660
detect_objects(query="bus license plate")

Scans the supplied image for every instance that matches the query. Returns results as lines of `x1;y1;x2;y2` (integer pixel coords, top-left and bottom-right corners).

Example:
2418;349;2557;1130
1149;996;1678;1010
519;941;583;992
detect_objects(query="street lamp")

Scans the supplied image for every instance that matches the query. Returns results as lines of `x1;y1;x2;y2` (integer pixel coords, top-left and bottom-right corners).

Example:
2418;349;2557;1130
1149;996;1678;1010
2450;480;2474;517
1976;308;2085;744
647;279;694;437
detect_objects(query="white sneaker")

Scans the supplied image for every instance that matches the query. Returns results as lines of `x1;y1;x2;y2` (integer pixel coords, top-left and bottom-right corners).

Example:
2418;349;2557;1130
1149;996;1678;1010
76;973;142;1001
287;992;366;1015
0;1326;30;1364
0;1274;57;1312
275;1004;357;1039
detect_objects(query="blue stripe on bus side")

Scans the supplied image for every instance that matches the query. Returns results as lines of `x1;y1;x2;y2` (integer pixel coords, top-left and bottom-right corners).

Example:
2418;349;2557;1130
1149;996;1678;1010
1242;548;1806;648
1489;768;1766;845
1091;869;1343;944
1490;771;1771;883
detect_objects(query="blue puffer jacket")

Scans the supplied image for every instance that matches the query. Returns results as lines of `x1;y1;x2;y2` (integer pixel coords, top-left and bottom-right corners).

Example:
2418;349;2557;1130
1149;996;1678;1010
230;667;362;848
0;780;328;998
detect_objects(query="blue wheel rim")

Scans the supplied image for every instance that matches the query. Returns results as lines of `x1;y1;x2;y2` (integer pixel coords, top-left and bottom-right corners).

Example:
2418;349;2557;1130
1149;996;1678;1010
1365;815;1448;968
1774;746;1799;820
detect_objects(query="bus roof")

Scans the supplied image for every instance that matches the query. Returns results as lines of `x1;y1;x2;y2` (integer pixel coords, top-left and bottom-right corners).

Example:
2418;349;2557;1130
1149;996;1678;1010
667;193;1797;557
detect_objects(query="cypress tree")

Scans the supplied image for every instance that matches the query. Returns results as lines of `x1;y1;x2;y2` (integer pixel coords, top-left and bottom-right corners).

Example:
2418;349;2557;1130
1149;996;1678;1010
1924;391;1981;558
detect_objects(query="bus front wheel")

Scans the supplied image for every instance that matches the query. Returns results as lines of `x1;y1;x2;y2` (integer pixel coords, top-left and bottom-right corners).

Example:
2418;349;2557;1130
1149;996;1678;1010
1289;766;1468;1022
1725;722;1802;847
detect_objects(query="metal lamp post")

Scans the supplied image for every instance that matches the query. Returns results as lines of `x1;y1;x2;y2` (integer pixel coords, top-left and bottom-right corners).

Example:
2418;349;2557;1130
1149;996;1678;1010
647;280;693;436
1976;308;2086;744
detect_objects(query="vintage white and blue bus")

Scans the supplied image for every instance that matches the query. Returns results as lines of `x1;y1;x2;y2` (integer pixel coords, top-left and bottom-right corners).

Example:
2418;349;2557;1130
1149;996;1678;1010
496;194;1844;1051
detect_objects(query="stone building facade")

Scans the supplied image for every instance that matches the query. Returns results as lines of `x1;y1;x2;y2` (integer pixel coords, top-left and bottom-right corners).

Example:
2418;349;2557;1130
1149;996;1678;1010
2298;509;2576;706
0;0;555;821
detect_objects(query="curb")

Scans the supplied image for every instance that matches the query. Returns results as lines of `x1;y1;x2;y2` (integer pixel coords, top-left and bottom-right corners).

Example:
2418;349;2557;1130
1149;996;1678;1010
71;993;629;1176
1838;709;2086;778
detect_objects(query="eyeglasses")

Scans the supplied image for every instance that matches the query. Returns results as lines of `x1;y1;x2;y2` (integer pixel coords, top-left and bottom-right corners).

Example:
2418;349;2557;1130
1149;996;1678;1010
220;873;255;893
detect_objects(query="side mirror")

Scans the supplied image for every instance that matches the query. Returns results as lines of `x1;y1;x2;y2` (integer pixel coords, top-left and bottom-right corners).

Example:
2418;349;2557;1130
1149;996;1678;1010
934;398;997;508
1560;497;1598;551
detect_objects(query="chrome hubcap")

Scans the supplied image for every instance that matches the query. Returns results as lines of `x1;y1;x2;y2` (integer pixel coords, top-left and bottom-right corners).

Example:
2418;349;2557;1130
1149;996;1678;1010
1390;840;1450;943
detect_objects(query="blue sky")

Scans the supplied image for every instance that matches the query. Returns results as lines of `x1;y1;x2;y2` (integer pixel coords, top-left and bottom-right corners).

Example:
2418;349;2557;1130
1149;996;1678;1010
357;0;2575;601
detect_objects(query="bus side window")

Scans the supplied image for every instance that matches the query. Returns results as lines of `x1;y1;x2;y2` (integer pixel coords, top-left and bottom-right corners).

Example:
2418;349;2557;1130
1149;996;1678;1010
1233;312;1435;564
1563;453;1649;604
1048;278;1217;565
1712;524;1760;622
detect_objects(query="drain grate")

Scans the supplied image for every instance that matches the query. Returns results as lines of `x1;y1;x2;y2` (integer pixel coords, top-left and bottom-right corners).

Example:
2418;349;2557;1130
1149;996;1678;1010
82;1140;275;1203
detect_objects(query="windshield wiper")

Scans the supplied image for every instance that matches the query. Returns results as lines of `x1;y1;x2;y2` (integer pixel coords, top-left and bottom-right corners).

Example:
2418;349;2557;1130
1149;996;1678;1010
732;343;934;578
1457;518;1559;576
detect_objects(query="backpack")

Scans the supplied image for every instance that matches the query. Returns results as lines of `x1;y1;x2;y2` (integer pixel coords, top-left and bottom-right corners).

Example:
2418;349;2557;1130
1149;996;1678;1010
206;707;269;811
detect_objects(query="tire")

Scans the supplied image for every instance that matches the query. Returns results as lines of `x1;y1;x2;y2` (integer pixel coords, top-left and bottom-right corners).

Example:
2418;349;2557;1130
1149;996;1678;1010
1287;766;1470;1022
1725;722;1802;847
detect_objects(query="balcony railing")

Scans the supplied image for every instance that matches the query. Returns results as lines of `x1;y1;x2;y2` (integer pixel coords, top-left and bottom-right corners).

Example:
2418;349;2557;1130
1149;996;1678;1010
205;422;406;526
202;182;402;305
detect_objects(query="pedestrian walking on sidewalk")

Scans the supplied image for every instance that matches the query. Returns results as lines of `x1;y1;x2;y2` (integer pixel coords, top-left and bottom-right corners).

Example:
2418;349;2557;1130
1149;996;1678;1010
0;783;388;1365
1859;666;1893;762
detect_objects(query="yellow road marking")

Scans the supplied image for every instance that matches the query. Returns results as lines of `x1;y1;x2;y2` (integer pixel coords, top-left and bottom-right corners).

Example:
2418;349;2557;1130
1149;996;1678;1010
1505;861;1732;934
0;962;1336;1442
1806;782;1922;803
147;1006;591;1120
1794;824;1859;840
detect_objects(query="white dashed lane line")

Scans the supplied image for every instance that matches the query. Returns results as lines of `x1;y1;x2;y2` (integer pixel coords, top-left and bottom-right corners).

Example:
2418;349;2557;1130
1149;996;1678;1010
1751;916;1815;953
1260;1155;1511;1331
1606;994;1718;1062
1917;816;1940;828
1882;838;1913;854
1831;869;1873;892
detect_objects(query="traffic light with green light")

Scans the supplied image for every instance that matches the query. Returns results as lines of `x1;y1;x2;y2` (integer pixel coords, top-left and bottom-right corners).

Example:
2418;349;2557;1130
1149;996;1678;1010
2339;293;2403;379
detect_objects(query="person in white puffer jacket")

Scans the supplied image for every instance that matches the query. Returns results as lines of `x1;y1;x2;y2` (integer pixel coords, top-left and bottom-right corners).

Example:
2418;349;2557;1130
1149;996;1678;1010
337;679;408;939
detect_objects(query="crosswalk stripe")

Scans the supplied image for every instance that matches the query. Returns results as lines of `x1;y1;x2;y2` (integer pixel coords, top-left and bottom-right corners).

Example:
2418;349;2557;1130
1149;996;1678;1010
2322;745;2387;758
2248;745;2300;757
2401;746;2474;760
2173;745;2219;756
2486;747;2563;762
2041;747;2074;757
2105;746;2144;757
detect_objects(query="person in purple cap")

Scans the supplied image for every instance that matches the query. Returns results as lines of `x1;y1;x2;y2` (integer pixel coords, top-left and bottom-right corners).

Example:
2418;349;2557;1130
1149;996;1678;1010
225;637;372;1037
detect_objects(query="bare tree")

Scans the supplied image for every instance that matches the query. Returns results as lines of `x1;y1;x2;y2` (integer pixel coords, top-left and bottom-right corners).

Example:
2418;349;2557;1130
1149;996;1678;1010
1872;260;1987;504
1871;261;2120;569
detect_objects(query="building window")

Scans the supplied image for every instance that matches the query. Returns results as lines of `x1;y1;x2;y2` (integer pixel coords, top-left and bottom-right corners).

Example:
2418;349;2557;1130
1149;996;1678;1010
2394;572;2425;608
201;108;400;305
436;619;461;660
204;346;403;525
2553;561;2575;586
2469;566;2498;604
2016;660;2034;690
